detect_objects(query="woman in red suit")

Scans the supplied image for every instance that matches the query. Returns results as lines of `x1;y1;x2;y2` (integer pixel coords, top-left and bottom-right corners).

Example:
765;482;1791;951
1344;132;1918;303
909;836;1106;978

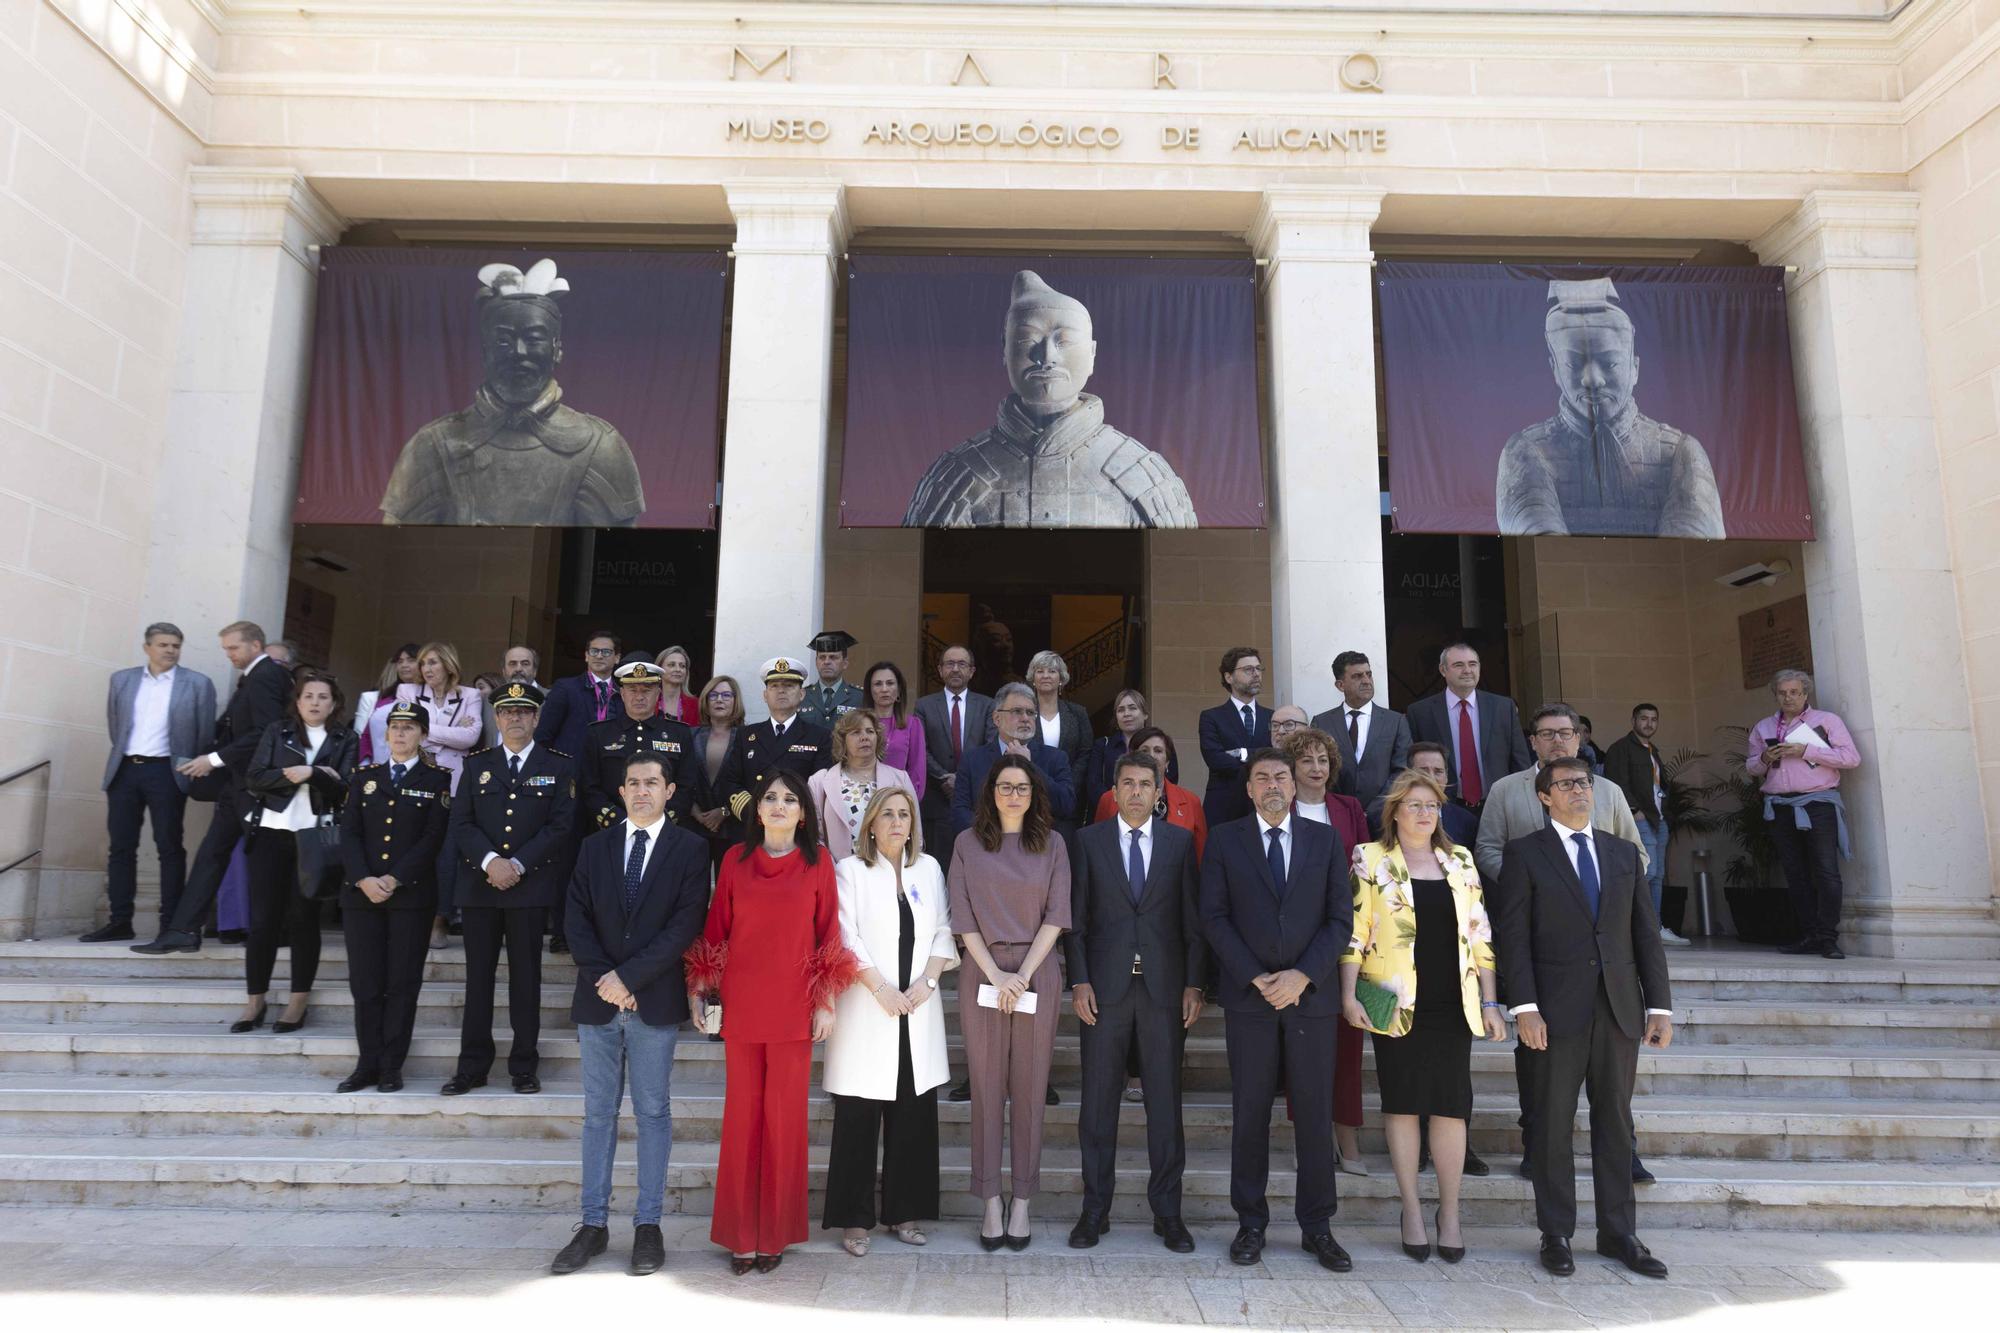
1091;727;1208;858
684;768;855;1274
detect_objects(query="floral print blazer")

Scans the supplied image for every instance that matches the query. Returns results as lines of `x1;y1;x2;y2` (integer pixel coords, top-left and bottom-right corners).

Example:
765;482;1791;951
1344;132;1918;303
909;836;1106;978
1341;840;1495;1038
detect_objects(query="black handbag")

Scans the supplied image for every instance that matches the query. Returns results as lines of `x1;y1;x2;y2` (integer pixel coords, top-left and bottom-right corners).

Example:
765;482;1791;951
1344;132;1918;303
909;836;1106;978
295;814;347;902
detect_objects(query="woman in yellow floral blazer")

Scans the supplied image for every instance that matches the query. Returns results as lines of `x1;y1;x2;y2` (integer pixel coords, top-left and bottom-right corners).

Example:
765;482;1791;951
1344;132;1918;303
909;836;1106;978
1341;769;1508;1264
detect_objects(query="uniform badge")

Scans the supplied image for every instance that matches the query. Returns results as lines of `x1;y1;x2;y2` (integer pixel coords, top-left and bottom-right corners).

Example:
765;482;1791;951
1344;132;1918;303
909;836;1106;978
569;779;577;798
363;780;377;795
480;770;492;785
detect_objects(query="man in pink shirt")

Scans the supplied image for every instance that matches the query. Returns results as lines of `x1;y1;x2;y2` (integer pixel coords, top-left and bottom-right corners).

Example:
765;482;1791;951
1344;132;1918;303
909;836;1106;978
1745;669;1861;959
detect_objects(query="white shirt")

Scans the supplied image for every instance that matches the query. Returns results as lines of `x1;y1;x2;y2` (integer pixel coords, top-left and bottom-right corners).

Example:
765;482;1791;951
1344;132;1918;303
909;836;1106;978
1510;820;1672;1019
1341;702;1372;759
1447;690;1481;787
478;740;538;871
1295;799;1330;825
1116;814;1155;878
1253;811;1294;879
944;691;970;750
209;654;271;768
623;814;667;877
259;725;327;832
1038;711;1062;749
1226;694;1259;762
126;665;178;757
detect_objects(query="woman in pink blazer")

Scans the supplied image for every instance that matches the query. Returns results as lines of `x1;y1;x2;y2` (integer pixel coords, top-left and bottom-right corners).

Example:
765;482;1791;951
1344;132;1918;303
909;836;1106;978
809;710;918;861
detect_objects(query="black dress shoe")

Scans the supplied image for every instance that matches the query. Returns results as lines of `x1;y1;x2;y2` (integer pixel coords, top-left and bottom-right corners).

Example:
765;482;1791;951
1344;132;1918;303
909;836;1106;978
753;1253;783;1273
512;1073;541;1094
271;1009;309;1034
551;1224;608;1275
1004;1226;1032;1252
1301;1230;1352;1272
1068;1213;1107;1249
1516;1154;1534;1179
1154;1216;1195;1253
216;929;248;945
1779;938;1820;955
548;936;569;955
977;1230;1006;1252
1046;1085;1059;1106
440;1074;487;1096
948;1079;971;1102
1462;1146;1491;1176
131;929;200;955
378;1070;404;1092
335;1070;379;1094
79;921;134;943
1598;1233;1669;1279
1540;1234;1575;1276
228;1001;268;1034
729;1256;757;1275
1632;1155;1656;1184
1228;1226;1265;1266
629;1223;664;1275
1822;945;1846;960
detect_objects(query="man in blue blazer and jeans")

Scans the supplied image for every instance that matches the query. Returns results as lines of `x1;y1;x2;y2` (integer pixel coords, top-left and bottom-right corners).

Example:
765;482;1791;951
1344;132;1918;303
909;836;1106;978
551;752;709;1278
1200;747;1354;1272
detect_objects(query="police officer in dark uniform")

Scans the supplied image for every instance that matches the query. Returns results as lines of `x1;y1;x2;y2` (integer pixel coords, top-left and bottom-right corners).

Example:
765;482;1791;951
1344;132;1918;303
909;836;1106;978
336;700;451;1093
444;681;576;1096
713;656;836;824
580;659;699;831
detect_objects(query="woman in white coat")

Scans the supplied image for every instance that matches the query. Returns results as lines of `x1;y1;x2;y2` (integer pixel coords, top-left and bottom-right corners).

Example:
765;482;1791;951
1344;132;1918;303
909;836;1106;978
822;787;957;1256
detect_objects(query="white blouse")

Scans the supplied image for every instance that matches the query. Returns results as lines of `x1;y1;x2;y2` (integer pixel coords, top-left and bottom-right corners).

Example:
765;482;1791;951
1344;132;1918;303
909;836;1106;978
260;725;328;832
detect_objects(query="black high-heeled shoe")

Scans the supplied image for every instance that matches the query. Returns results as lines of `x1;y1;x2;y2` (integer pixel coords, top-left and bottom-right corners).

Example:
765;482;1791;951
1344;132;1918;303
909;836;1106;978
1434;1206;1464;1264
1401;1207;1431;1262
979;1207;1007;1252
228;1001;268;1034
272;1007;309;1034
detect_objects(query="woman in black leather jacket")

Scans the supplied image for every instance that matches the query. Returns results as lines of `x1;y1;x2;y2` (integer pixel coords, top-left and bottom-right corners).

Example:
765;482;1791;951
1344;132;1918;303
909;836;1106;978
238;669;359;1034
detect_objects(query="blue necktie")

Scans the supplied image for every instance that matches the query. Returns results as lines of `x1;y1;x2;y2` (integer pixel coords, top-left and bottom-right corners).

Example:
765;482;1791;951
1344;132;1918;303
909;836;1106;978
509;753;521;782
1571;830;1601;920
1127;827;1146;904
389;762;405;787
623;830;648;914
1240;704;1255;738
1265;826;1286;896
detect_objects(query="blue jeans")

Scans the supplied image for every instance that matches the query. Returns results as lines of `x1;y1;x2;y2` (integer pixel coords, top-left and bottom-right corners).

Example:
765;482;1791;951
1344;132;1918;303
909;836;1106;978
1636;817;1669;921
578;1012;679;1227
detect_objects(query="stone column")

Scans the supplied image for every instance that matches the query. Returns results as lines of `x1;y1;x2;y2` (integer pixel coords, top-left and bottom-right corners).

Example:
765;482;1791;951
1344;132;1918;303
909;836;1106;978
1753;191;1998;958
711;181;849;693
1248;187;1388;712
141;168;342;674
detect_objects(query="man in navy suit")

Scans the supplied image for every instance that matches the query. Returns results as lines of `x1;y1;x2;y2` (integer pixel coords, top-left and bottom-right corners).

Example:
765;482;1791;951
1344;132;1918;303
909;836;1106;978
551;752;710;1278
1405;641;1532;813
1199;747;1354;1272
950;681;1075;836
1197;647;1271;827
90;622;217;941
534;628;622;762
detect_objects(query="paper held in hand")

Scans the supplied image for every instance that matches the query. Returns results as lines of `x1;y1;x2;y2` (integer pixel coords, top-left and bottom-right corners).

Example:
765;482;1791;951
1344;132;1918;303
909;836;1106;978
1781;720;1822;750
976;984;1038;1014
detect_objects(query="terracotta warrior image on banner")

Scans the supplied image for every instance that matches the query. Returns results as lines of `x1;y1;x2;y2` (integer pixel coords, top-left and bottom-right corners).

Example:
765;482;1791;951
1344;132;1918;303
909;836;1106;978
840;255;1265;529
295;247;727;529
1378;263;1813;542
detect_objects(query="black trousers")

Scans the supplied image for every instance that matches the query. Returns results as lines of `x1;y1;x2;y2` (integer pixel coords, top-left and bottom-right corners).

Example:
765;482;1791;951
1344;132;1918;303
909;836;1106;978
1528;983;1640;1241
1223;1008;1337;1232
821;1023;939;1229
1769;801;1844;945
243;830;321;996
344;905;431;1075
1079;979;1187;1218
167;788;248;934
456;904;544;1078
104;759;186;924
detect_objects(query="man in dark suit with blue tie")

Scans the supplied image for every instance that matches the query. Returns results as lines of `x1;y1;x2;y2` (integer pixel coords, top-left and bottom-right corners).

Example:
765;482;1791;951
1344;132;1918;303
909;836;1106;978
1495;756;1673;1281
1199;747;1354;1272
551;751;711;1277
1197;647;1271;827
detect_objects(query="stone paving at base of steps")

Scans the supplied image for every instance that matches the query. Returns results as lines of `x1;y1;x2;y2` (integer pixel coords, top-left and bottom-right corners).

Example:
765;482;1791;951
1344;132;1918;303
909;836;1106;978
0;1206;1995;1330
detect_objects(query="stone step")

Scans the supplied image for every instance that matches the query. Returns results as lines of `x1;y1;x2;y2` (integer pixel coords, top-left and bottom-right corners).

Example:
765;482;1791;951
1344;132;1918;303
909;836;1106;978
0;1075;1989;1163
1;1135;1991;1230
5;1023;1996;1103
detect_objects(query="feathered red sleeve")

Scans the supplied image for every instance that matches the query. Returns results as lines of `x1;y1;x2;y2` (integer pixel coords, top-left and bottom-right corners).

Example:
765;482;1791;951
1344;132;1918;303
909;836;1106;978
804;856;858;1011
682;872;732;997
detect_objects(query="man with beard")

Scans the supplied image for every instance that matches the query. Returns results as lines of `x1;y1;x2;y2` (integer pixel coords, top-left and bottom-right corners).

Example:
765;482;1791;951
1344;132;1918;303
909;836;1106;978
1495;278;1724;539
379;258;645;527
904;270;1198;529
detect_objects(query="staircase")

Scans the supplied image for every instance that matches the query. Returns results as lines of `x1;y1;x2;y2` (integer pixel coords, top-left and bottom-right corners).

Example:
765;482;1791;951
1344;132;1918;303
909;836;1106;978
0;940;1995;1231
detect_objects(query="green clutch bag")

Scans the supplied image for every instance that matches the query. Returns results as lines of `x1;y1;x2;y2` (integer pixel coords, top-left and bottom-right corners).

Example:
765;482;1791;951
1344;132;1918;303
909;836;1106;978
1351;977;1400;1034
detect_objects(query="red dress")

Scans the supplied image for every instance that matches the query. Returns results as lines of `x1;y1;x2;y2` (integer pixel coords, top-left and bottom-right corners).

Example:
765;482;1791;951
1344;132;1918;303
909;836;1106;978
684;846;853;1255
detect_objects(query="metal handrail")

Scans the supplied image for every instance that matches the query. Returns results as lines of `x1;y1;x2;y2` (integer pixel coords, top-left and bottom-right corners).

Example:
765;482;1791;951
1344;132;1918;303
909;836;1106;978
0;759;52;876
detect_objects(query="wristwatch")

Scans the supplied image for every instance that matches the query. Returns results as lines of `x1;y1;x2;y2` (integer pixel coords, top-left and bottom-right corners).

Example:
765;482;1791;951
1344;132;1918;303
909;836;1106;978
924;976;938;990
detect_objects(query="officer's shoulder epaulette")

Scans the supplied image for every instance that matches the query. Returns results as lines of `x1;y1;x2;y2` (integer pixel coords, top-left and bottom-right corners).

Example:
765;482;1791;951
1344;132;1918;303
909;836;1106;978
420;755;444;768
468;745;498;759
546;748;573;761
356;760;389;774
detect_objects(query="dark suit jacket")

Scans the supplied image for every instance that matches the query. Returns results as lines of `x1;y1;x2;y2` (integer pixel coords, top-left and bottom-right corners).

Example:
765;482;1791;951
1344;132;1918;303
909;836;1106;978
194;656;291;800
1405;689;1533;803
564;819;711;1027
103;665;218;792
1601;733;1664;824
1493;825;1671;1041
338;759;451;911
534;671;616;763
452;743;577;910
1064;817;1206;1006
1047;698;1093;816
1198;700;1272;825
950;739;1076;834
1198;814;1352;1018
1310;701;1411;807
914;689;994;817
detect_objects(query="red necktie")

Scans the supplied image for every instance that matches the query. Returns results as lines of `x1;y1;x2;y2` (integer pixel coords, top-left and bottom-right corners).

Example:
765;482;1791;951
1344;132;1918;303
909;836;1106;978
949;695;963;765
1456;698;1483;805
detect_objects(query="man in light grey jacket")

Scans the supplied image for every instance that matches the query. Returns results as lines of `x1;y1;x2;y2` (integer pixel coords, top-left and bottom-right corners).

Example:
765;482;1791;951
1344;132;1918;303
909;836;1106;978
90;623;217;941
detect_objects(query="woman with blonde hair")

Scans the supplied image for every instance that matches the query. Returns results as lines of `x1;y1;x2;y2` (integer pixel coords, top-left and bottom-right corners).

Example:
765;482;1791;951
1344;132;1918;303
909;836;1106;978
1342;769;1508;1265
653;645;700;725
822;788;957;1255
1025;650;1091;824
808;708;917;861
396;641;481;950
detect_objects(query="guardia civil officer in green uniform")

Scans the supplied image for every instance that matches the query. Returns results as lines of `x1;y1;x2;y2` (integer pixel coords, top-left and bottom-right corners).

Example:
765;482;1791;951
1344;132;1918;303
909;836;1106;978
798;629;865;730
580;658;698;831
712;656;836;824
336;700;451;1093
444;681;576;1096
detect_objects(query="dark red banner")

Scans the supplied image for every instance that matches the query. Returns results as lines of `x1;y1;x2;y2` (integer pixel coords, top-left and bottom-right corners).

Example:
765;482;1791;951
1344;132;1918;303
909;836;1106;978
1379;264;1812;541
295;247;726;528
